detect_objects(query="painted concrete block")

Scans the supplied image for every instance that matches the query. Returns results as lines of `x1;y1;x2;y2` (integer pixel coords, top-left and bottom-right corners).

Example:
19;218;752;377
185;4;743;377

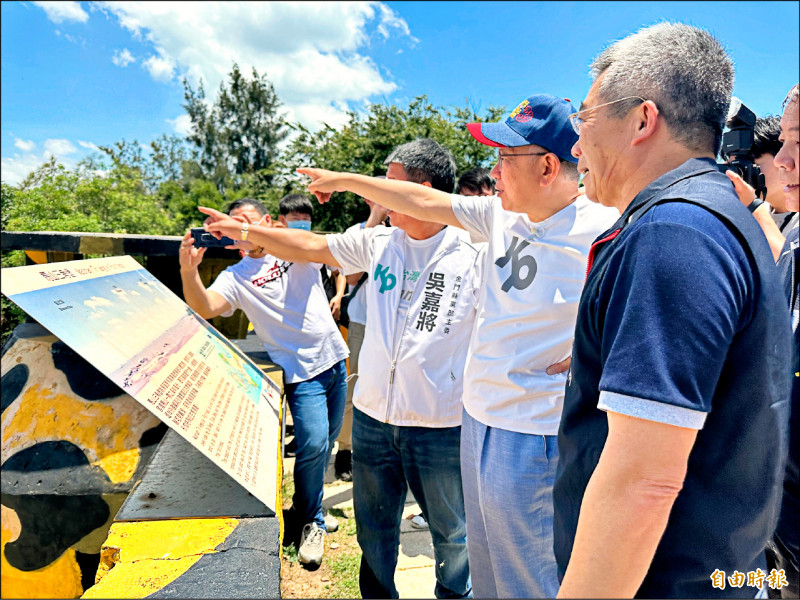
1;323;167;598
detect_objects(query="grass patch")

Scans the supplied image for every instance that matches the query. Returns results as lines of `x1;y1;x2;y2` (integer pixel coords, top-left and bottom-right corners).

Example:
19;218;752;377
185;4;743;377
281;472;295;508
326;552;361;599
325;505;361;598
282;541;299;563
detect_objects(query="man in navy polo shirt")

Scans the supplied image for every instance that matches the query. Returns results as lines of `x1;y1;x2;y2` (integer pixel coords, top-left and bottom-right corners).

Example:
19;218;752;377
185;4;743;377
554;23;792;598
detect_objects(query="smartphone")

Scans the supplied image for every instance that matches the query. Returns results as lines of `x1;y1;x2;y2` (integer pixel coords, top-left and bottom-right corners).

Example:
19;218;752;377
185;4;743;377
191;228;236;248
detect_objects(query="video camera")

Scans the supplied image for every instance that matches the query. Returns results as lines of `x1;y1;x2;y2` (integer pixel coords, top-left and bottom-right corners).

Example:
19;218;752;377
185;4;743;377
717;97;767;200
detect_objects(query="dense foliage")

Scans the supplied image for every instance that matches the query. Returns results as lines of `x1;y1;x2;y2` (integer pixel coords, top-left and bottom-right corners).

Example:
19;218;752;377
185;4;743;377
279;97;505;231
0;65;505;342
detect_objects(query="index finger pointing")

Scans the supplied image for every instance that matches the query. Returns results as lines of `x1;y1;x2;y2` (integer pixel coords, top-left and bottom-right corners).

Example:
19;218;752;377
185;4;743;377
296;167;320;180
198;206;225;219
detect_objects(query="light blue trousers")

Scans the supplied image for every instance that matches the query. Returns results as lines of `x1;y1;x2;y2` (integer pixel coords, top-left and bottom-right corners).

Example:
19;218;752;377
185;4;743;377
460;408;560;598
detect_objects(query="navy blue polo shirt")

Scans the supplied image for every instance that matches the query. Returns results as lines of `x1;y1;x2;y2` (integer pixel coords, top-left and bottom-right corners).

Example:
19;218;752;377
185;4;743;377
554;159;792;598
774;224;799;574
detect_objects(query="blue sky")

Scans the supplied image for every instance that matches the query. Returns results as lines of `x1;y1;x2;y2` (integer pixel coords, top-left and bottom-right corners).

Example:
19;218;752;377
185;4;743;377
2;1;798;186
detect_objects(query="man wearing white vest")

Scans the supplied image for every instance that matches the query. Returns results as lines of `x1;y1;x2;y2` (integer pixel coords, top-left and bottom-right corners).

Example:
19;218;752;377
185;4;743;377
294;94;620;598
200;139;479;600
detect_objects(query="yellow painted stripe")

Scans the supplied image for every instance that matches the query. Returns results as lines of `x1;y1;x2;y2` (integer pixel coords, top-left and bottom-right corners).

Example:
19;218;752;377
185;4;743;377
83;518;238;599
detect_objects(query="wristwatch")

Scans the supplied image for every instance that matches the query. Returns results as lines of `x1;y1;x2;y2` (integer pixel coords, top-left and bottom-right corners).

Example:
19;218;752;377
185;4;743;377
241;222;249;241
747;198;764;213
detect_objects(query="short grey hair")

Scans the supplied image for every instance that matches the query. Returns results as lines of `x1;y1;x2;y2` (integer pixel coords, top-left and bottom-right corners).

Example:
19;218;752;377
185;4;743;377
384;138;457;193
590;22;733;155
784;84;799;109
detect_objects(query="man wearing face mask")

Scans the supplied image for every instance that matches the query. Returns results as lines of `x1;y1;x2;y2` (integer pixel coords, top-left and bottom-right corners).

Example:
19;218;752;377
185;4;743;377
178;197;348;568
279;194;348;323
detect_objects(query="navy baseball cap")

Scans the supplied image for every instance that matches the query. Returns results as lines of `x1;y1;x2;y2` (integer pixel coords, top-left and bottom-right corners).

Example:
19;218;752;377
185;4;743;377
467;94;579;164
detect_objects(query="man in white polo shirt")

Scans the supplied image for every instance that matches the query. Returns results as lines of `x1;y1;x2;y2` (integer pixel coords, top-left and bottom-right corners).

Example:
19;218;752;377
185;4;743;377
200;139;479;599
178;198;348;568
296;94;619;598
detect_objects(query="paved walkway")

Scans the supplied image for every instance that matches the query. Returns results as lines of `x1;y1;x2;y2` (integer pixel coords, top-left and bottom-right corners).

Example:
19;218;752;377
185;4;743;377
284;439;437;598
321;452;437;599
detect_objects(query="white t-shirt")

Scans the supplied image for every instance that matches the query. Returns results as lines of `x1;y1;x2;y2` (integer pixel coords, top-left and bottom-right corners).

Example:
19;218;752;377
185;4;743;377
327;225;482;426
452;193;619;434
331;227;447;355
208;255;348;384
343;222;369;325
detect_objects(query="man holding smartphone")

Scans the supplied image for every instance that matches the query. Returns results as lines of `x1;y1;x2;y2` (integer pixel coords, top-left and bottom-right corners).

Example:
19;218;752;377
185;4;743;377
179;197;348;568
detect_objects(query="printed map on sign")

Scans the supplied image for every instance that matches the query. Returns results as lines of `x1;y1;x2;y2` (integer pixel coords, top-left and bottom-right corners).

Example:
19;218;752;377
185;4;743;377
1;256;281;513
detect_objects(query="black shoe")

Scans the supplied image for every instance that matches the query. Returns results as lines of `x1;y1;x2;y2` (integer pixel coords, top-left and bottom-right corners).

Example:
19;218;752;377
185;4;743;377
334;449;352;481
284;437;297;458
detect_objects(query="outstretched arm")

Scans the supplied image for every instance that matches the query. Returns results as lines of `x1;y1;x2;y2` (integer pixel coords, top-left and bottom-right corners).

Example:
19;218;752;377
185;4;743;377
297;167;462;228
199;207;341;268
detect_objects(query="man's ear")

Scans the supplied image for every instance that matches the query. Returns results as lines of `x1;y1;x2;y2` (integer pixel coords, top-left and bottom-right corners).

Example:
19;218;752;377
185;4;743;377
631;100;659;147
277;214;287;226
540;153;560;187
421;181;433;188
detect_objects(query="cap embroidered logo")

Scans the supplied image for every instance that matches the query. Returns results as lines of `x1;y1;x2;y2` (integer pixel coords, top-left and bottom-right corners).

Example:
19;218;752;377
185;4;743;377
515;104;535;123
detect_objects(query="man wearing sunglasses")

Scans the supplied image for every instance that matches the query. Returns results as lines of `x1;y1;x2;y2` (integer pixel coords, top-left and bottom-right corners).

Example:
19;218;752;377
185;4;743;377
293;94;619;598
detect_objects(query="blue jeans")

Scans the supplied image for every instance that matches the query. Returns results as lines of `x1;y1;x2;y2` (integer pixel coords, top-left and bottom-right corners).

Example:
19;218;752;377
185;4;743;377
352;408;472;599
460;408;559;598
285;359;347;530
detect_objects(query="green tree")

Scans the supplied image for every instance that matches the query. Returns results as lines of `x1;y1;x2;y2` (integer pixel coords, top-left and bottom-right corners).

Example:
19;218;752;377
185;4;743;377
277;95;506;232
1;158;181;344
4;158;177;235
150;133;195;184
183;64;288;194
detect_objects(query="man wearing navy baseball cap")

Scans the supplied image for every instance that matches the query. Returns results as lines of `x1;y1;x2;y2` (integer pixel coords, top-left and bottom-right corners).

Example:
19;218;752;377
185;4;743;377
297;93;618;598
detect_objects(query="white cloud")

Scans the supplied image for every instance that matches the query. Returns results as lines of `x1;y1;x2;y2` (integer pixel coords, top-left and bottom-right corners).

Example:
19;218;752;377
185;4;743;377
137;281;157;293
1;138;86;185
78;140;100;152
85;296;114;310
166;114;193;136
376;3;417;43
1;154;52;186
44;138;78;156
142;52;175;82
111;288;132;302
112;48;135;67
96;1;414;132
62;33;85;46
14;138;36;152
33;1;89;24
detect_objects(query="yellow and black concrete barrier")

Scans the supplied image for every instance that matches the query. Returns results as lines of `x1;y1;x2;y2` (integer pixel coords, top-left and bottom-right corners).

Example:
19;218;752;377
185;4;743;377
81;335;284;599
1;322;167;598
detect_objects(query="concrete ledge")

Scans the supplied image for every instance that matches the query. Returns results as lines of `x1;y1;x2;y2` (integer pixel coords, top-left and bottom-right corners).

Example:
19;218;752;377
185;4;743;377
83;430;282;599
0;231;240;259
84;516;280;599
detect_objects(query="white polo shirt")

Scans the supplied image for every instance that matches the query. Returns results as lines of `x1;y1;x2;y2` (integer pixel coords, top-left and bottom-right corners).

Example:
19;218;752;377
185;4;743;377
452;193;619;434
208;255;348;384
